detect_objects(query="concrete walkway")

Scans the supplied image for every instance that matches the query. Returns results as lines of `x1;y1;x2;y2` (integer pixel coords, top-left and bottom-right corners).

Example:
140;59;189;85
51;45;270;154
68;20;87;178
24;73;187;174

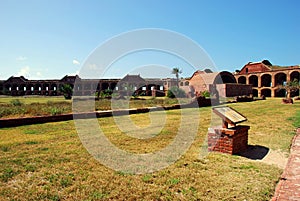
272;128;300;201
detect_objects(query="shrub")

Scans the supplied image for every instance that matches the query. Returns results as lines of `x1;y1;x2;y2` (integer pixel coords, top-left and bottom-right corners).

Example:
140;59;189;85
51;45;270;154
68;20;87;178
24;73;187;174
167;87;186;98
50;107;64;116
10;99;23;106
99;89;112;99
60;84;73;99
200;90;210;98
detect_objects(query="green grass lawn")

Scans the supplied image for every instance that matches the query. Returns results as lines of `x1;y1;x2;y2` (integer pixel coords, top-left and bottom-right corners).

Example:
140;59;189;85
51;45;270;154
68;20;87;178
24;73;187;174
0;98;299;200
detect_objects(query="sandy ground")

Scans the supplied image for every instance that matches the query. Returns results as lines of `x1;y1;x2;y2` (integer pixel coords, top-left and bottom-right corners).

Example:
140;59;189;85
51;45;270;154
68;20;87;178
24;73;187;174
261;149;288;169
239;146;288;169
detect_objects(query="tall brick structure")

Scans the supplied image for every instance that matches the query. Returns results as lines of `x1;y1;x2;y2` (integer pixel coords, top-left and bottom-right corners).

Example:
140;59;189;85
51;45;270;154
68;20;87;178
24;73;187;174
234;60;300;97
187;70;252;98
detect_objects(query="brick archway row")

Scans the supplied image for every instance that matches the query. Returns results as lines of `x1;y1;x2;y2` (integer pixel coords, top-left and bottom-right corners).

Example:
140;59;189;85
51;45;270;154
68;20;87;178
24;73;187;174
0;76;171;96
235;70;300;97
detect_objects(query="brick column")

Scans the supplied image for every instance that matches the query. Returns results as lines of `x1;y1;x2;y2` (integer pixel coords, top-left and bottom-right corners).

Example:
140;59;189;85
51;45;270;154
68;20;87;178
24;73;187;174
286;72;290;82
208;126;249;154
257;75;261;88
271;74;276;87
258;88;261;97
271;89;276;97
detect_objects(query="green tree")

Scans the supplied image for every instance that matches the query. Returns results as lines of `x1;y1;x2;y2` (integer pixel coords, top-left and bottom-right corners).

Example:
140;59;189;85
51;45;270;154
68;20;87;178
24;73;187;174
172;67;182;87
278;78;300;99
60;84;73;99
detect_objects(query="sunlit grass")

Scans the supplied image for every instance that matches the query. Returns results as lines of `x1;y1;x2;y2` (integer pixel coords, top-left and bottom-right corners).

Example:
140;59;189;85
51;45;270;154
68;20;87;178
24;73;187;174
0;98;299;200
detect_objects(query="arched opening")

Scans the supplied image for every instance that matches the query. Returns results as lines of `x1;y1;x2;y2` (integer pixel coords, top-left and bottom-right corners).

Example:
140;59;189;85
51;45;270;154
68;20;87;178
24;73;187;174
275;88;286;97
101;82;109;90
110;82;117;90
34;83;42;95
10;84;18;96
4;84;11;95
252;89;258;97
275;73;287;86
219;71;236;83
261;74;272;87
291;89;299;97
290;71;300;82
261;89;271;97
288;71;299;98
185;81;189;86
249;75;258;87
43;83;50;95
238;76;246;84
50;83;58;96
18;84;26;96
26;84;33;95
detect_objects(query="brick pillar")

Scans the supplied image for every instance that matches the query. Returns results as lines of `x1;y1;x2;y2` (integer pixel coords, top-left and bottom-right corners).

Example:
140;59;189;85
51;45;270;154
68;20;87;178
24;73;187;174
208;126;249;154
271;74;276;87
286;72;290;82
271;88;276;97
258;88;261;97
152;86;156;97
258;75;261;88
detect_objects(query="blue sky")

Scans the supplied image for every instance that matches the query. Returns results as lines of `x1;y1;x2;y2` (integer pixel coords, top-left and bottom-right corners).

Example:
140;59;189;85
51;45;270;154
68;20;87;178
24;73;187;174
0;0;299;79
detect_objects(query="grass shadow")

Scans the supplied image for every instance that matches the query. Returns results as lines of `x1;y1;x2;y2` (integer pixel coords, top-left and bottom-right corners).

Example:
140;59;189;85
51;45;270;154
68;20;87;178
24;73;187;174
238;145;269;160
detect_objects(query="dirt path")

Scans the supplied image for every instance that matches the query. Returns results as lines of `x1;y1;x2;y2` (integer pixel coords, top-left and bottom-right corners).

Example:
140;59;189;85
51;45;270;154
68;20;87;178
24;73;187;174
261;149;288;169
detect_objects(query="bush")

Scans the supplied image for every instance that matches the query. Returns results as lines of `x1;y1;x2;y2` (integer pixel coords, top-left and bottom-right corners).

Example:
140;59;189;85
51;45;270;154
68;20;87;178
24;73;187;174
50;107;64;116
98;89;112;99
60;84;73;99
200;90;210;98
10;99;23;106
167;87;186;98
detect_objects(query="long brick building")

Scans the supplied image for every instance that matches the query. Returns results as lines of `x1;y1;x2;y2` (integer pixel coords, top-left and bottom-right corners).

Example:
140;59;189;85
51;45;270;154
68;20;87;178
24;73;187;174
1;60;299;98
0;74;177;97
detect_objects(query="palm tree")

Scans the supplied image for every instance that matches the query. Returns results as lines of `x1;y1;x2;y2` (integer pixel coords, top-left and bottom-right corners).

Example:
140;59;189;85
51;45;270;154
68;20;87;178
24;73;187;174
172;67;182;87
278;78;300;103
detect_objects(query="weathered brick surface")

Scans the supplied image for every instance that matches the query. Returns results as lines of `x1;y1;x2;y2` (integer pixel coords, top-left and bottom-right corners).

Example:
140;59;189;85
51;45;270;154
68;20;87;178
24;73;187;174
208;126;249;154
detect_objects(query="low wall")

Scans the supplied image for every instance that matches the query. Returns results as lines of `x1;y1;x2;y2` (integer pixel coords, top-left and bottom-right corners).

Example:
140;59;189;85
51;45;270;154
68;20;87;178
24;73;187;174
216;84;252;97
0;104;182;128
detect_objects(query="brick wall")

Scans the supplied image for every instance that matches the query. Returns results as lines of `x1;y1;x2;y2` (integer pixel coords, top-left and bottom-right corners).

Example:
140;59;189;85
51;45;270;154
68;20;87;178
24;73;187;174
216;84;252;97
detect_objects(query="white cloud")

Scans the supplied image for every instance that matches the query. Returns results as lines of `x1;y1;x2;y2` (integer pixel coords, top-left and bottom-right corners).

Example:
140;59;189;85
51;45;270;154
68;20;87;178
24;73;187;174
73;59;80;65
16;66;31;78
16;56;27;61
